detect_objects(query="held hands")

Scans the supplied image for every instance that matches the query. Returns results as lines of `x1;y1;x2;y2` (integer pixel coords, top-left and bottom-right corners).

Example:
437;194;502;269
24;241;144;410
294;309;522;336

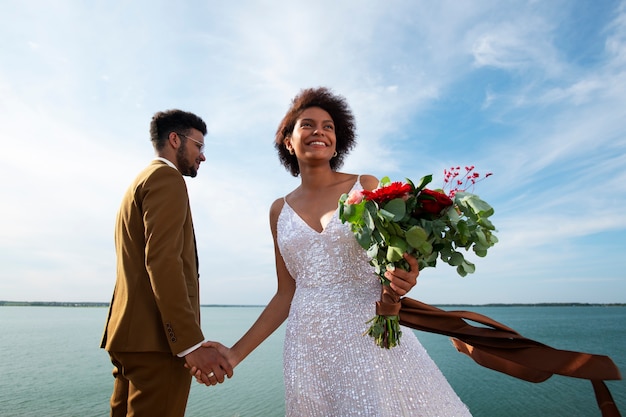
185;255;419;387
384;252;419;296
188;341;237;387
184;342;233;387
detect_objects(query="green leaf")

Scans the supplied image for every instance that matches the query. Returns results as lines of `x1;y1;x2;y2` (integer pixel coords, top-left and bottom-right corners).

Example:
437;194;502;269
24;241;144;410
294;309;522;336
477;217;495;230
390;222;405;237
425;251;438;264
417;241;433;256
382;198;407;221
340;201;365;224
456;219;469;238
405;226;428;249
461;260;475;274
449;251;464;266
455;192;495;217
378;208;396;221
363;205;376;230
354;227;372;249
366;244;379;259
414;174;433;190
474;228;487;246
386;235;408;262
474;247;488;257
439;246;453;259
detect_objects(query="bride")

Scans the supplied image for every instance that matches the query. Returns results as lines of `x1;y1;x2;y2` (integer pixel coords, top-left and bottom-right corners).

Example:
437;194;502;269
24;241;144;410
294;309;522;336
194;87;472;416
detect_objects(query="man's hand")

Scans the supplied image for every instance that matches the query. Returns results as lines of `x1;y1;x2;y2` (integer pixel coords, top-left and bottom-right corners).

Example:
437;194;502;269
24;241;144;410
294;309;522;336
188;341;240;386
184;344;233;386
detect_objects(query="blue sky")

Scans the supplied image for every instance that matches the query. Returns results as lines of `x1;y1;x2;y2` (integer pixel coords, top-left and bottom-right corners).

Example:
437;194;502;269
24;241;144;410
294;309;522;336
1;0;625;305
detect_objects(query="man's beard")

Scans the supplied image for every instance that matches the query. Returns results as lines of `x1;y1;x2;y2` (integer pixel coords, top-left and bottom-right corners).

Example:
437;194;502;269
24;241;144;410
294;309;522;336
176;144;198;177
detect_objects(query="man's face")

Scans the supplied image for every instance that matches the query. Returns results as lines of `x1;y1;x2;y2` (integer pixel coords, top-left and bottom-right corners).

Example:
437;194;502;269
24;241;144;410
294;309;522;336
176;128;206;177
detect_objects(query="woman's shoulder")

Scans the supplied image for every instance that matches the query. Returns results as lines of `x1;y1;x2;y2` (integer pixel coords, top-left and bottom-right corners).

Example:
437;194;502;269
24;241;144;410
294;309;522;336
336;172;378;190
269;196;288;236
357;174;379;191
270;196;285;215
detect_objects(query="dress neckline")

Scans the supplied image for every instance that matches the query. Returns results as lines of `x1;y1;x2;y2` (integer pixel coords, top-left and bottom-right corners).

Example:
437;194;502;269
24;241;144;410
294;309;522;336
282;176;361;235
283;201;337;235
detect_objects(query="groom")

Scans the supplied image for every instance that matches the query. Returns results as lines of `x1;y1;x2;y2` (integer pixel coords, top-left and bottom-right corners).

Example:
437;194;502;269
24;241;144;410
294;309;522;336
101;109;233;416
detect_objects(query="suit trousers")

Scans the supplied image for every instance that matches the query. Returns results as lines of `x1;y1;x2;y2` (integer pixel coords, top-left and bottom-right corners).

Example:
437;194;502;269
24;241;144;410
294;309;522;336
108;351;192;417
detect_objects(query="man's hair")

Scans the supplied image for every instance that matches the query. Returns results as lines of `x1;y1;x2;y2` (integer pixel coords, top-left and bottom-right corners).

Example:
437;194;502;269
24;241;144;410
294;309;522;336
150;109;207;151
274;87;356;177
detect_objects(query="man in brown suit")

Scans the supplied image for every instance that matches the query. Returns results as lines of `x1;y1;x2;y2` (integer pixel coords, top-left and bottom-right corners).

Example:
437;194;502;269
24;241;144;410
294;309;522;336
101;109;233;416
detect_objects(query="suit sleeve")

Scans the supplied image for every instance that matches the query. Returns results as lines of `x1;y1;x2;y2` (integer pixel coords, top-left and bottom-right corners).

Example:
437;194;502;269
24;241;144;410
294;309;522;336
141;167;204;354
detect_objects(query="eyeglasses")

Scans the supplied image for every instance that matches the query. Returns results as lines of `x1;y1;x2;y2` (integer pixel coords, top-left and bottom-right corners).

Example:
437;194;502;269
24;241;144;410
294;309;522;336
177;132;205;153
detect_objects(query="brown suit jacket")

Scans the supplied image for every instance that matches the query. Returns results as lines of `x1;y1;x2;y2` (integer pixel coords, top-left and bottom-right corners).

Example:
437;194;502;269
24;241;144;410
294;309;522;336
101;160;204;355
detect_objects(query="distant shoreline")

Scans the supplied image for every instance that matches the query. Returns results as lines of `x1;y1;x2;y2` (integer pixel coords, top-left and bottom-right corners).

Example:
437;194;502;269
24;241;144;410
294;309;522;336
0;301;265;308
1;301;625;307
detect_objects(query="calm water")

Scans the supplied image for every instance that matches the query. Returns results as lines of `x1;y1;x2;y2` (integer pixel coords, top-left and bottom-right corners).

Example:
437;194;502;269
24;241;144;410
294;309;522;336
0;306;624;417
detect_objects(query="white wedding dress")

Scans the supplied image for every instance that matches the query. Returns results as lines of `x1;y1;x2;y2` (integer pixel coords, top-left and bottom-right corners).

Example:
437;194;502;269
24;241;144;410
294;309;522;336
277;178;472;417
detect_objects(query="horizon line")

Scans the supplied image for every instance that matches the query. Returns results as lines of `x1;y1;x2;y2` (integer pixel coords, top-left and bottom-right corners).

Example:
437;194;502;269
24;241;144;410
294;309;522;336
1;301;625;307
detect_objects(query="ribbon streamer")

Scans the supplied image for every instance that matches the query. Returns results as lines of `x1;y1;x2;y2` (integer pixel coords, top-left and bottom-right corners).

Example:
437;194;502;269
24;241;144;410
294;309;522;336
394;297;622;417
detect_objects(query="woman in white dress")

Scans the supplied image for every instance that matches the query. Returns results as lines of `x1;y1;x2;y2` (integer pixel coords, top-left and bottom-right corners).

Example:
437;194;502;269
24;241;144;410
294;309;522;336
197;87;472;416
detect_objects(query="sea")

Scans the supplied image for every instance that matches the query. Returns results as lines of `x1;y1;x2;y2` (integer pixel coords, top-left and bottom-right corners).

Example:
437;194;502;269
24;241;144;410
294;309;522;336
0;305;624;417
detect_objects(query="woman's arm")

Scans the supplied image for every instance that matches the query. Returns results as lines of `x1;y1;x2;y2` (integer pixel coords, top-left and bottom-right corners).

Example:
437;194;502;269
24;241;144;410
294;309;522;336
198;198;295;372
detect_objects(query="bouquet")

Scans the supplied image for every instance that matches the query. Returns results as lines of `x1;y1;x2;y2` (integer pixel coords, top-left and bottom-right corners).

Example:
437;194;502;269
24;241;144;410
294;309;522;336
338;166;498;348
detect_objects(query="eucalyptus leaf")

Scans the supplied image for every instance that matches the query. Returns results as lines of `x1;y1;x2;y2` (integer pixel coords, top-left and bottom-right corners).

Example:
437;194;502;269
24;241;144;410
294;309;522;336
355;228;372;249
456;220;469;238
337;172;498;286
449;251;464;266
418;241;433;256
475;229;487;246
366;244;379;259
456;192;494;217
405;226;428;248
341;201;365;224
363;208;375;231
390;222;405;237
386;235;408;262
474;247;488;257
383;198;407;221
478;217;495;230
425;251;438;263
462;260;475;274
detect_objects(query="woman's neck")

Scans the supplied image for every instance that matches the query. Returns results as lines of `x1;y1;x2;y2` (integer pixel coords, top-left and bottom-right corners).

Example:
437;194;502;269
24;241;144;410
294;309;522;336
298;165;338;191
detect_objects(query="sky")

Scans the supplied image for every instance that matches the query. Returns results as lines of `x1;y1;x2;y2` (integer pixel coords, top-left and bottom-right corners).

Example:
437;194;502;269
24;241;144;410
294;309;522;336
1;0;625;305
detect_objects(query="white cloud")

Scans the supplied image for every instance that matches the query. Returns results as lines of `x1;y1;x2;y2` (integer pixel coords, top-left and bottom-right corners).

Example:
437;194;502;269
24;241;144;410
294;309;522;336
1;0;625;304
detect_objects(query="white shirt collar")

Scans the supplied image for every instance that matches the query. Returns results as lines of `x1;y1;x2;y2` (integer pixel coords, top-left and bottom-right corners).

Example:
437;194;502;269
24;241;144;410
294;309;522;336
154;157;178;171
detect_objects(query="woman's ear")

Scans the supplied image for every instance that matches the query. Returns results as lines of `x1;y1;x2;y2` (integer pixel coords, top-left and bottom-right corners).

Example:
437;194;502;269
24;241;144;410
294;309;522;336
284;137;294;155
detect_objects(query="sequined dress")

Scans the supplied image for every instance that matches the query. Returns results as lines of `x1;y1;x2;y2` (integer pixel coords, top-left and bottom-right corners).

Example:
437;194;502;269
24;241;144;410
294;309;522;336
277;178;472;417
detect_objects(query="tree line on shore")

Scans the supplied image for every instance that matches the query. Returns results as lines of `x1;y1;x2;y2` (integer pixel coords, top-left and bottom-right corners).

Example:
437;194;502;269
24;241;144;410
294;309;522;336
1;301;625;307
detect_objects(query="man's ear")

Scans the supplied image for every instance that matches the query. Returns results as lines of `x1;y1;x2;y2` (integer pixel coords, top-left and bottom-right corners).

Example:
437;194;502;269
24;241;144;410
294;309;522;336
168;131;180;149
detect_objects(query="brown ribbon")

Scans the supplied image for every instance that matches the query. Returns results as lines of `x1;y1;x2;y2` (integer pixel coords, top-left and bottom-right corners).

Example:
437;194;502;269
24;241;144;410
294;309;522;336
388;296;622;417
376;285;401;316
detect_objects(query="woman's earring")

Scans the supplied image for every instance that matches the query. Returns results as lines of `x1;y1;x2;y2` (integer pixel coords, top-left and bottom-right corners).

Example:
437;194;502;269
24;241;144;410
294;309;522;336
333;151;338;157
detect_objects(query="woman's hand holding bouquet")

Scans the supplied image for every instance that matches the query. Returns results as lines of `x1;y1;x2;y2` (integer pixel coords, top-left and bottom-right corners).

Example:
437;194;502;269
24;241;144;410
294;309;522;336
339;167;498;348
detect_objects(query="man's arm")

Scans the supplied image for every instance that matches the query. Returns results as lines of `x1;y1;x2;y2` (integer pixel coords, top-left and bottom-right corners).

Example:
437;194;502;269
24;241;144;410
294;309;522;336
142;167;204;352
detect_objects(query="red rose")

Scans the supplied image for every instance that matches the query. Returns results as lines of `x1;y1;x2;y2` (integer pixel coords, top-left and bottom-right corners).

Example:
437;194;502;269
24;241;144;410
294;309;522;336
363;182;412;204
417;189;453;215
